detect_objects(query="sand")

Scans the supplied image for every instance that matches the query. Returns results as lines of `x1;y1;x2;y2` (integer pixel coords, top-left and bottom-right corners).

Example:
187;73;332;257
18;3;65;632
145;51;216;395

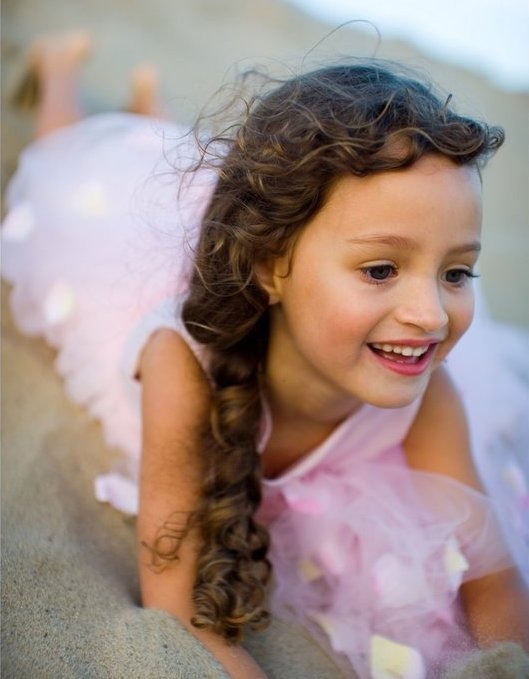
2;1;529;676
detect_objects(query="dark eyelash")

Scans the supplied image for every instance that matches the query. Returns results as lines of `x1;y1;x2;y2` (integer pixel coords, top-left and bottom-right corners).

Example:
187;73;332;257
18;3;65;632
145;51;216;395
445;269;480;287
360;265;397;285
454;270;480;278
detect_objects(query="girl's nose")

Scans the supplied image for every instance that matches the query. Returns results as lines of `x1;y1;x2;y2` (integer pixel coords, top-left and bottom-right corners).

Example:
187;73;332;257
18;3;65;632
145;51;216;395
394;281;449;334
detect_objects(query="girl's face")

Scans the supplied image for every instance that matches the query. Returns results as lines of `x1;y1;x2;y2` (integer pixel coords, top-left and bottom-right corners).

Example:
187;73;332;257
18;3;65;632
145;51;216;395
262;154;482;418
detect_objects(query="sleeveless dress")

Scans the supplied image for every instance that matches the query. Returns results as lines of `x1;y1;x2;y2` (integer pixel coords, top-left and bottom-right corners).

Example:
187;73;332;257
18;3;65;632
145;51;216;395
2;113;528;679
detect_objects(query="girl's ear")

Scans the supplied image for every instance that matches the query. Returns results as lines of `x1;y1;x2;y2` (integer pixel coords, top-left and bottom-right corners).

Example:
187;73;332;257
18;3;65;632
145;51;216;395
254;257;287;305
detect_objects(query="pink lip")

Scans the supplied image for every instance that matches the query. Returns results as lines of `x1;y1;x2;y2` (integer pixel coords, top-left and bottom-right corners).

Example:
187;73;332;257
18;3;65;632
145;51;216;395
368;342;438;376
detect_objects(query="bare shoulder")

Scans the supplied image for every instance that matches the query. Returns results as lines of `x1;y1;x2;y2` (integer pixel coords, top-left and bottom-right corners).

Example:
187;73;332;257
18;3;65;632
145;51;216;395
139;329;210;434
139;327;206;384
138;328;211;494
403;365;482;491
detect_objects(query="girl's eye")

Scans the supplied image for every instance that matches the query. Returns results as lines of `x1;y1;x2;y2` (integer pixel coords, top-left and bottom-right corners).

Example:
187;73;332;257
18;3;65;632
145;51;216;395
362;264;397;283
444;269;479;286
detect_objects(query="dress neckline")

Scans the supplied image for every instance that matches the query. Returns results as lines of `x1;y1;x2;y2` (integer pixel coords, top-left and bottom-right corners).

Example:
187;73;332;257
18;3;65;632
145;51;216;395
258;397;369;486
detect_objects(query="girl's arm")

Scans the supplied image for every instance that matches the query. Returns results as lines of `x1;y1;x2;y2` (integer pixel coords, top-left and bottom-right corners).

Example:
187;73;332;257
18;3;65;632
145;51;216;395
404;366;529;649
137;329;267;678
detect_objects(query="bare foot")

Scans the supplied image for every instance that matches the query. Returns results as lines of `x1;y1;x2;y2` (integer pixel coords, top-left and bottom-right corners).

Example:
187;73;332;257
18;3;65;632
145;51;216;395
28;30;92;79
13;30;92;113
127;64;166;118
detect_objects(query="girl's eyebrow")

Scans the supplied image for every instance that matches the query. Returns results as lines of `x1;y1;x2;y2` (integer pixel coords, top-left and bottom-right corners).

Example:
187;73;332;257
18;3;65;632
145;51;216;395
345;234;482;254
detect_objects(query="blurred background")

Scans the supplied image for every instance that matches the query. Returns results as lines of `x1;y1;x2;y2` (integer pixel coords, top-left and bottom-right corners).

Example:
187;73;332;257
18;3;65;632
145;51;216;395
2;0;528;326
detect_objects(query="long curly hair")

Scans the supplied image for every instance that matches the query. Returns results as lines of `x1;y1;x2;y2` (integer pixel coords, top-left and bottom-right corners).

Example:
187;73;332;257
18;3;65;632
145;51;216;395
178;60;504;642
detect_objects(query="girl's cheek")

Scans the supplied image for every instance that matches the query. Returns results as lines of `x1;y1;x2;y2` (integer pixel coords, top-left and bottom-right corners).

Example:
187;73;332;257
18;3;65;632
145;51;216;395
448;294;475;348
458;293;476;334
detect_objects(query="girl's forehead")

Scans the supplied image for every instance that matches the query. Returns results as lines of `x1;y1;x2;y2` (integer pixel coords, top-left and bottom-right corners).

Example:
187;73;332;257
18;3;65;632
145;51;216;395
334;154;478;192
322;158;481;214
297;156;483;245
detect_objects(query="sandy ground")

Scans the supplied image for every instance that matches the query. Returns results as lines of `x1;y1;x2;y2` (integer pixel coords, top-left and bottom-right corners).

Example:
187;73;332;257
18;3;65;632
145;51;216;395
1;2;529;677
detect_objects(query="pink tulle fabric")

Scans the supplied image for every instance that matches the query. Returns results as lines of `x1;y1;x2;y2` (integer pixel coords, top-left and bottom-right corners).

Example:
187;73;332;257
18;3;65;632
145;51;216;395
2;114;213;484
2;113;528;678
258;405;512;677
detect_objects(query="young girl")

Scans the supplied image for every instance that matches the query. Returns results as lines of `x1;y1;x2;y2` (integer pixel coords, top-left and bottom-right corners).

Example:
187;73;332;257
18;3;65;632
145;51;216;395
3;33;529;679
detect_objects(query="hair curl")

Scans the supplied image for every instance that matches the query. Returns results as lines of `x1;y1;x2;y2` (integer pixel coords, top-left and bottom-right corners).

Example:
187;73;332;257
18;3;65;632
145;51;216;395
179;60;504;642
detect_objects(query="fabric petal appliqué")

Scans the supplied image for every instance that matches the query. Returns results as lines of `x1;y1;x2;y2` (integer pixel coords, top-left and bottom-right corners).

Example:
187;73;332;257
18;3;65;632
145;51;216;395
1;203;35;241
372;553;428;608
298;557;324;583
94;472;139;515
370;634;425;679
43;282;76;324
71;180;109;217
443;537;470;592
283;487;324;515
308;612;354;656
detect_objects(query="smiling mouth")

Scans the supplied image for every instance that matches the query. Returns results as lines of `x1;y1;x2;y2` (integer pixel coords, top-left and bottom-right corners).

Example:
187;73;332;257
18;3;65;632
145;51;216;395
369;342;433;365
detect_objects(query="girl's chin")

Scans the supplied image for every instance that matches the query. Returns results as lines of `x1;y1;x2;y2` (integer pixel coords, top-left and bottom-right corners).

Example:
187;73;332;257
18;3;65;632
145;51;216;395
370;395;423;410
364;379;432;410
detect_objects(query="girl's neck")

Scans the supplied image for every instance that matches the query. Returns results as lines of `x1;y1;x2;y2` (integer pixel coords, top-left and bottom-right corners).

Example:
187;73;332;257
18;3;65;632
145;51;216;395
260;378;361;480
263;320;361;428
263;354;362;429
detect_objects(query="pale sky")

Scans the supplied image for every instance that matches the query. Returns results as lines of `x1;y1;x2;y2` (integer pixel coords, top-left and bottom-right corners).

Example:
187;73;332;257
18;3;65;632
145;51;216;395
288;0;529;90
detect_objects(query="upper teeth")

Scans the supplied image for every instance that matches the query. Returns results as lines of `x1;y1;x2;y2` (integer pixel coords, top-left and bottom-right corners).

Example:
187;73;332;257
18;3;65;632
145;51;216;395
371;343;429;357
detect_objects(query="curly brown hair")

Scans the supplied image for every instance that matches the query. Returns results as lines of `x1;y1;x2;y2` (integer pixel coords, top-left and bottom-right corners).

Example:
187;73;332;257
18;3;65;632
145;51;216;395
179;60;504;642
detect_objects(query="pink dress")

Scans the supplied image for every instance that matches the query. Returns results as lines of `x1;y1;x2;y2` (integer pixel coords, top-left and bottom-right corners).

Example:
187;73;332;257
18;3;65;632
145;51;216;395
2;113;528;678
